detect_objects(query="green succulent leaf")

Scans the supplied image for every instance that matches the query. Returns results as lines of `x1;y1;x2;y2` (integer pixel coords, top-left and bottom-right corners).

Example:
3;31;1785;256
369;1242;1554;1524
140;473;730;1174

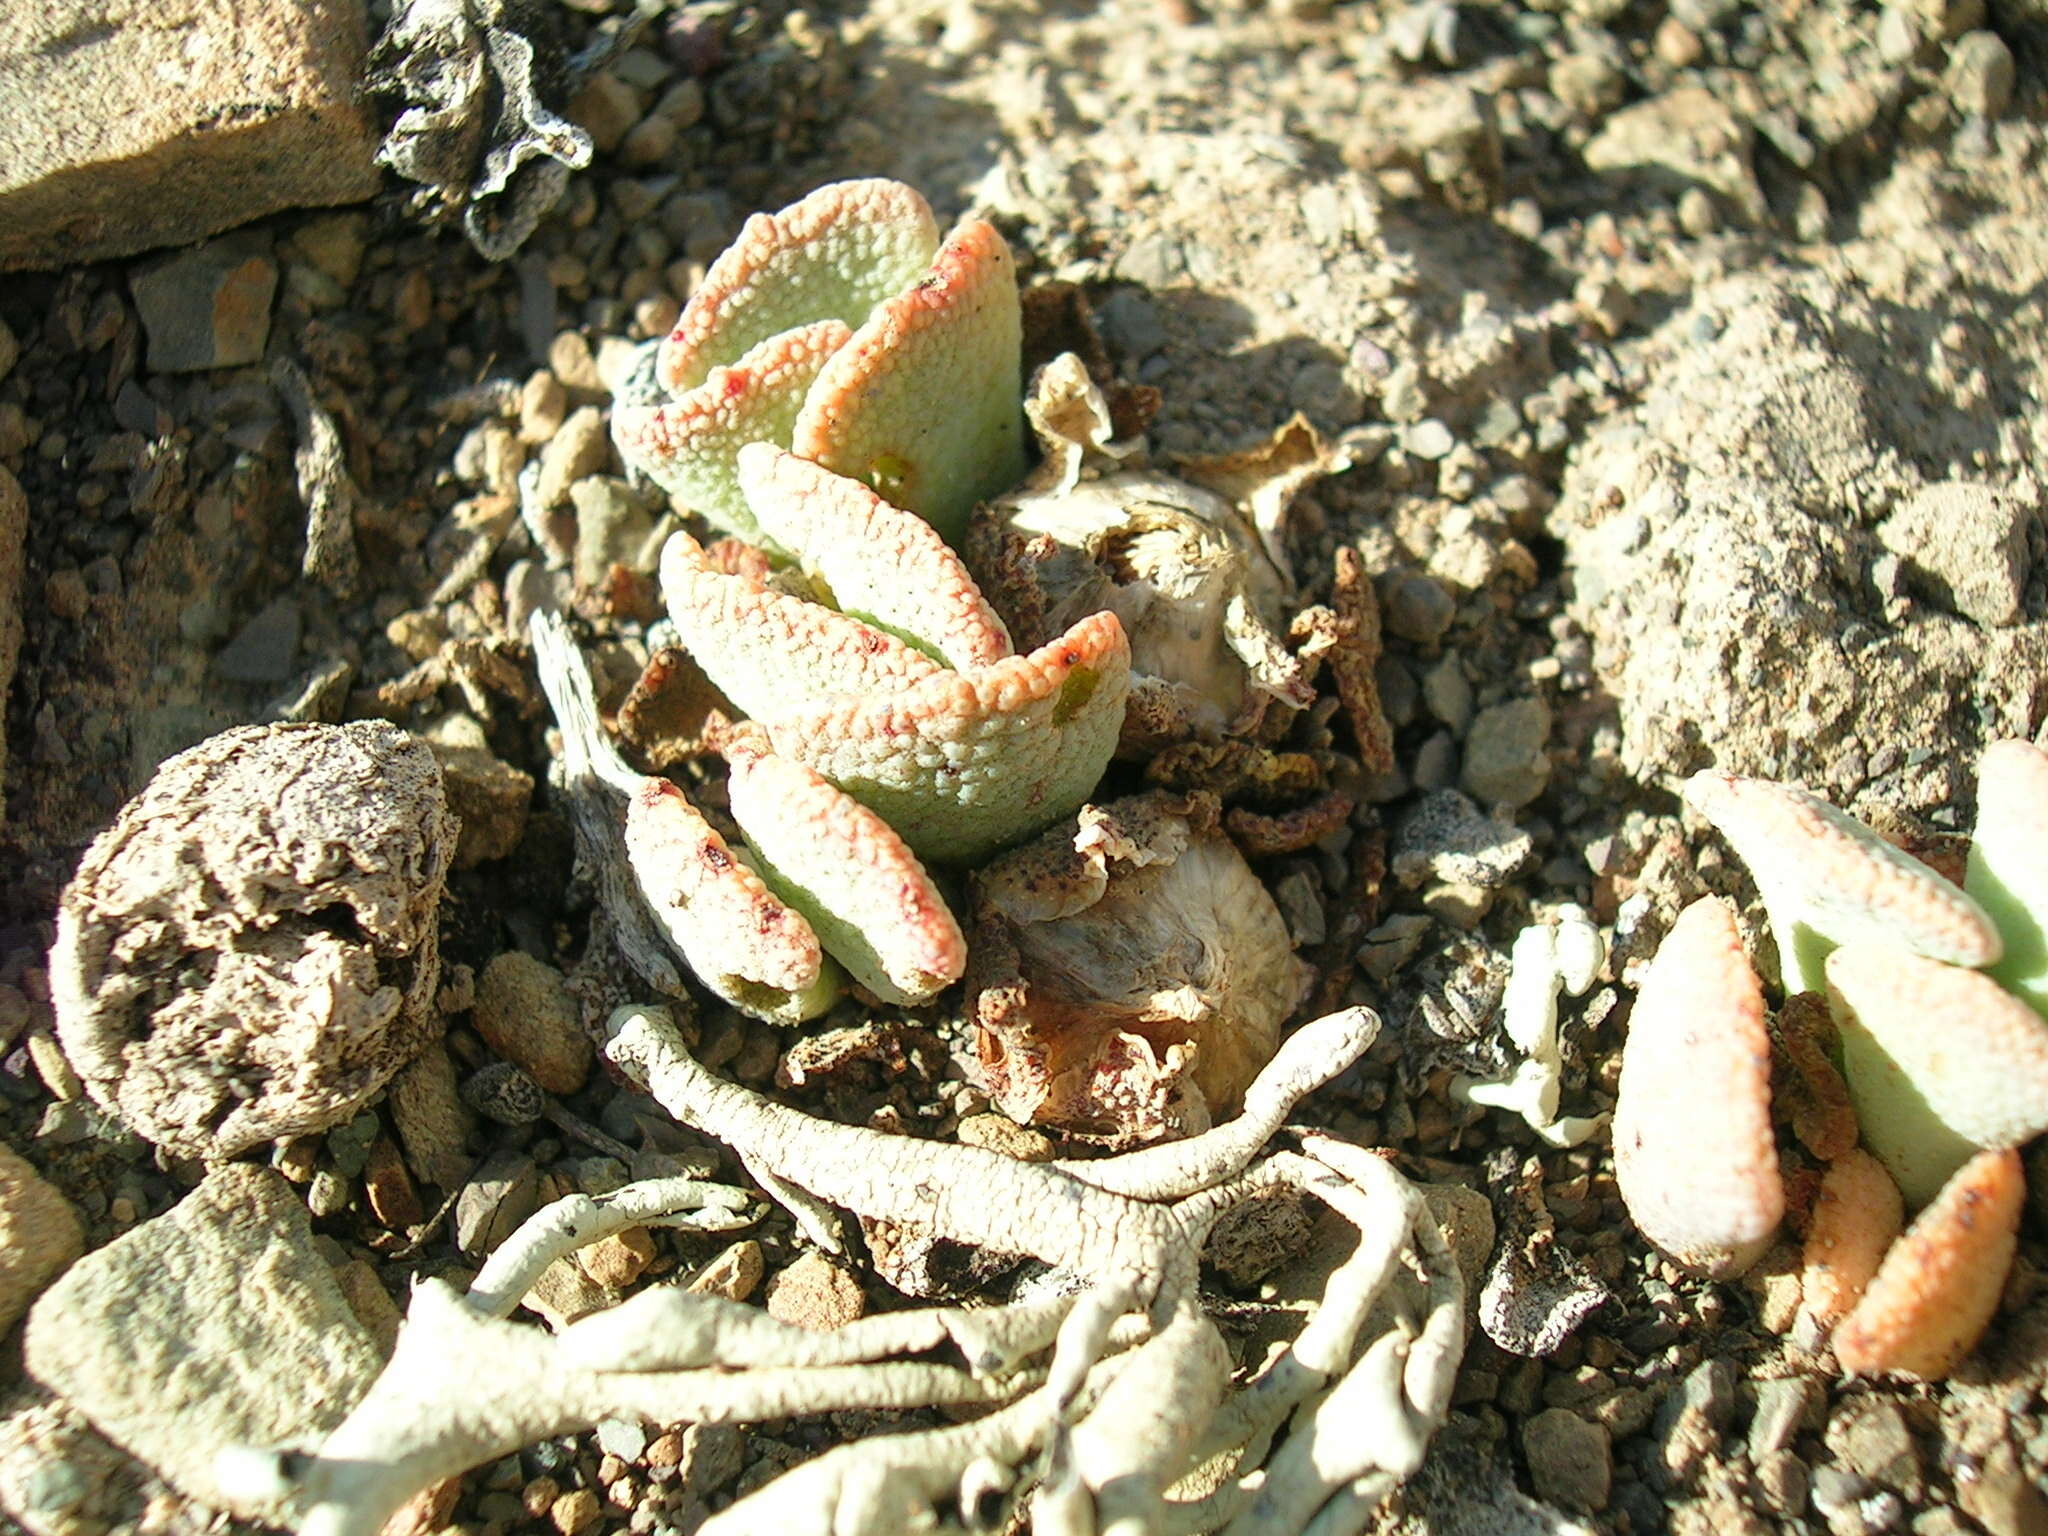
613;320;849;545
767;612;1132;865
726;751;965;1006
793;219;1030;544
659;530;945;714
1966;739;2048;1018
659;179;939;392
736;444;1012;670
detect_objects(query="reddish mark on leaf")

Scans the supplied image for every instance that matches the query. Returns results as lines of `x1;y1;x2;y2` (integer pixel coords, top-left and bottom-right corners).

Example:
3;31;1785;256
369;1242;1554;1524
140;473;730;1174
700;841;732;871
723;371;750;399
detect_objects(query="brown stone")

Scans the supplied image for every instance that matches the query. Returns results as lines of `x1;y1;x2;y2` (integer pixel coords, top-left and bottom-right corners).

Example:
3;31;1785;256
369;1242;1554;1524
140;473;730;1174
0;0;381;271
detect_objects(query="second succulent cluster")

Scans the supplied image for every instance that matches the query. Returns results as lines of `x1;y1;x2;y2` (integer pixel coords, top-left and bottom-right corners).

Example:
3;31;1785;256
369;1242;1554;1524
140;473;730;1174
1614;744;2048;1378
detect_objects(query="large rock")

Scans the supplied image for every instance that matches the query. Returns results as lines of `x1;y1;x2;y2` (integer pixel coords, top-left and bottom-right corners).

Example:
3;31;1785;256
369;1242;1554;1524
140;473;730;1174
0;0;380;270
1555;257;2048;814
51;722;457;1159
21;1165;382;1521
0;1146;82;1336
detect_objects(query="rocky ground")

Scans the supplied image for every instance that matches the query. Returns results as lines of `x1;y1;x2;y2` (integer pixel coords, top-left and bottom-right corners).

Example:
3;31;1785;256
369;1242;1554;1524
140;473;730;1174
1;0;2047;1533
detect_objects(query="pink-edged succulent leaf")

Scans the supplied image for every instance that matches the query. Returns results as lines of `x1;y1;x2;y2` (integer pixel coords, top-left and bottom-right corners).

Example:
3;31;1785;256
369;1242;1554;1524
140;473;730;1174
725;751;965;1007
793;218;1029;544
1683;770;2001;994
659;530;945;715
1612;896;1783;1277
623;779;842;1024
658;179;939;393
767;611;1131;865
1832;1147;2023;1380
1798;1148;1903;1344
736;445;1012;669
614;319;850;545
1824;943;2048;1208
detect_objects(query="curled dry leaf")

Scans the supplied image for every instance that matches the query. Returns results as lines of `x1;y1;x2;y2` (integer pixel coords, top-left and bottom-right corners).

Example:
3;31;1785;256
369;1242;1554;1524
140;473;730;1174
1832;1147;2023;1380
1683;770;2001;994
1823;944;2048;1208
967;792;1311;1146
1612;896;1783;1278
977;468;1309;745
1773;991;1858;1164
1797;1148;1903;1345
1967;737;2048;1018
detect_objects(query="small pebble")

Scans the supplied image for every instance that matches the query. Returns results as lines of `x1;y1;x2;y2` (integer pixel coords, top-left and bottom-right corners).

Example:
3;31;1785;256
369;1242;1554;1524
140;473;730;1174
764;1250;865;1329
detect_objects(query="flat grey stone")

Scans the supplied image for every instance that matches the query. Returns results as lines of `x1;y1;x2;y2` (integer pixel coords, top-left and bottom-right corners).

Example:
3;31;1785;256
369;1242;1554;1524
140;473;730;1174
22;1165;380;1521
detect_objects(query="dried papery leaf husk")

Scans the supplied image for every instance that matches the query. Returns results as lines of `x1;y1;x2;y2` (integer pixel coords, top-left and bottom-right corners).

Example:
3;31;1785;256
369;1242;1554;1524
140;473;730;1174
1682;771;2001;994
659;531;945;714
725;752;964;1007
967;792;1312;1146
1612;896;1783;1277
793;218;1029;543
613;319;850;545
1797;1148;1902;1344
1823;944;2048;1208
1966;738;2048;1018
981;470;1308;744
736;445;1011;670
769;611;1130;865
658;179;940;393
1832;1147;2022;1379
623;779;842;1026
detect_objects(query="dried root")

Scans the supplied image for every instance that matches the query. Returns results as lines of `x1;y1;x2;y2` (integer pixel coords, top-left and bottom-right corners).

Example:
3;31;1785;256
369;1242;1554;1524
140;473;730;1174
235;1005;1463;1536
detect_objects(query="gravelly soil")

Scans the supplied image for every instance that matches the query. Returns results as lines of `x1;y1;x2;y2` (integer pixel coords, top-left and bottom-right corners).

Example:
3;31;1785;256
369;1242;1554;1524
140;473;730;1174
2;1;2047;1533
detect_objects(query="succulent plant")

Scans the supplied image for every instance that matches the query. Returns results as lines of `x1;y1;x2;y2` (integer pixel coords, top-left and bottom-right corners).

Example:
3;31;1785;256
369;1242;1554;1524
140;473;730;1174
613;178;1028;548
662;446;1131;865
1614;743;2048;1377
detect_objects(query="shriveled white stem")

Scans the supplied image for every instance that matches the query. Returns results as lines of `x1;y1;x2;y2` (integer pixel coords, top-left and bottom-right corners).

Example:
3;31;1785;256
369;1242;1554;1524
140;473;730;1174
467;1175;756;1317
278;1281;1027;1536
1058;1008;1379;1199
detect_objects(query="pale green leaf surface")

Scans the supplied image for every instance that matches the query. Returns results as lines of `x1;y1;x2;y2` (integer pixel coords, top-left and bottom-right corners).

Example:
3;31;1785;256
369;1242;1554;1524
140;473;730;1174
623;778;842;1024
614;320;850;544
660;531;944;718
1966;739;2048;1016
727;752;965;1006
766;611;1131;864
794;219;1029;545
658;179;939;393
737;445;1012;670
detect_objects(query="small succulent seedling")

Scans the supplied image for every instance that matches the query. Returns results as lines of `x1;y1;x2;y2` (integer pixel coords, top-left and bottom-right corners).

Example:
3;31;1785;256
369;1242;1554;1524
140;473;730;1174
1681;770;2001;995
662;447;1130;865
1832;1147;2023;1379
613;178;1028;546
